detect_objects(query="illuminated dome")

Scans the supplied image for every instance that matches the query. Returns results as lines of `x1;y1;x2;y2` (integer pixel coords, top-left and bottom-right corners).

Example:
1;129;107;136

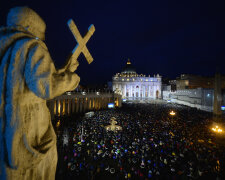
121;59;136;74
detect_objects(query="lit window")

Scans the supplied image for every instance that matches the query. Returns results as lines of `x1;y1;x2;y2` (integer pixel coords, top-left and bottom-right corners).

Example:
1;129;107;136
127;79;129;81
146;79;148;81
122;79;124;81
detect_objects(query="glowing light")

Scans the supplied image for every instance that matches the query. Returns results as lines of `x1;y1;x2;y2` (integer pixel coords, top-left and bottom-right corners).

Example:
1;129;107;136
127;59;131;64
108;103;115;108
169;111;176;116
211;125;223;133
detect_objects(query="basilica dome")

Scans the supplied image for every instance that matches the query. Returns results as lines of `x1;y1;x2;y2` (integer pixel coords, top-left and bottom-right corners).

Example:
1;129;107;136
121;59;136;74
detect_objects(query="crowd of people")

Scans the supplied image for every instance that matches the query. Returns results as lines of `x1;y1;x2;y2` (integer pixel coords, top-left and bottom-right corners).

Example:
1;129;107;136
54;101;225;180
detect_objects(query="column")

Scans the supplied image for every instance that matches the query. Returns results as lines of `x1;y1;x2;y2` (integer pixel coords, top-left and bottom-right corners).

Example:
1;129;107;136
134;85;137;97
93;98;96;110
98;98;100;110
56;100;58;116
72;99;75;113
79;98;83;113
138;86;140;97
91;98;93;110
87;98;91;111
67;99;70;115
123;84;127;97
62;100;65;115
76;98;79;113
99;98;101;110
153;85;156;99
143;86;145;98
131;85;133;98
105;98;107;108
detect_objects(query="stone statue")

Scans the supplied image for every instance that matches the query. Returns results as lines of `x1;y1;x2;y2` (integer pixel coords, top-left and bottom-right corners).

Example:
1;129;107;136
105;117;122;131
0;6;95;179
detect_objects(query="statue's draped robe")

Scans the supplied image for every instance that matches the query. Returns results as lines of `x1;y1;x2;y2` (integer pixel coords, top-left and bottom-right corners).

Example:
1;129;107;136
0;27;80;179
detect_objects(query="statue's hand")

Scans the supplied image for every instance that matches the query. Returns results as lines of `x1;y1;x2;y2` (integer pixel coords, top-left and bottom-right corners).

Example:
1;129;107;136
67;58;79;72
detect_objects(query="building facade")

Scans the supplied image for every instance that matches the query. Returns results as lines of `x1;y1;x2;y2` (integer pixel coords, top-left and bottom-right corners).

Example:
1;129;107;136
176;74;225;90
112;59;162;99
162;88;225;112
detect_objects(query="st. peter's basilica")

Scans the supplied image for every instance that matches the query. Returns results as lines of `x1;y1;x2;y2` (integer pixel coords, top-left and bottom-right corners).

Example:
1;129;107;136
112;59;162;100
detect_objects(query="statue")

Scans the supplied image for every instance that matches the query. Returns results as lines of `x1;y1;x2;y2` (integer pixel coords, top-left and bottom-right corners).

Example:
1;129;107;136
0;6;95;179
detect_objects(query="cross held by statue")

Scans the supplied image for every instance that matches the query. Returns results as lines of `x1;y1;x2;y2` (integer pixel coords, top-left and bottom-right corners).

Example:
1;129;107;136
67;19;95;64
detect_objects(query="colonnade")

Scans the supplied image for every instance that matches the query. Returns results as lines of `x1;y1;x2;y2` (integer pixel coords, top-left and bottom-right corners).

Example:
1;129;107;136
47;93;122;117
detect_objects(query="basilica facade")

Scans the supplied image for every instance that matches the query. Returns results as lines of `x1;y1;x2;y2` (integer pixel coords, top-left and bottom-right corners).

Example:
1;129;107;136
112;59;162;100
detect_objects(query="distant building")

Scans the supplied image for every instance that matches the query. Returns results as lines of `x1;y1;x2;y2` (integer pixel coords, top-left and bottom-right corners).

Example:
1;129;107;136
162;88;225;112
169;80;176;92
162;80;176;92
162;73;225;112
176;74;225;90
112;59;162;99
176;74;214;90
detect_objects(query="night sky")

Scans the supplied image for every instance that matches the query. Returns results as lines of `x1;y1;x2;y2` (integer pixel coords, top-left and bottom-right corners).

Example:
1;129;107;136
0;0;225;85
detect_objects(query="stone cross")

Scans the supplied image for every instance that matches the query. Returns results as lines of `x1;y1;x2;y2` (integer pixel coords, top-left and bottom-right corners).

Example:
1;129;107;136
68;19;95;64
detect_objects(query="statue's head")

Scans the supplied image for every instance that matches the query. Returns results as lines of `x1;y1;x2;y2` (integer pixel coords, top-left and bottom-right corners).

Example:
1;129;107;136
7;6;46;40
